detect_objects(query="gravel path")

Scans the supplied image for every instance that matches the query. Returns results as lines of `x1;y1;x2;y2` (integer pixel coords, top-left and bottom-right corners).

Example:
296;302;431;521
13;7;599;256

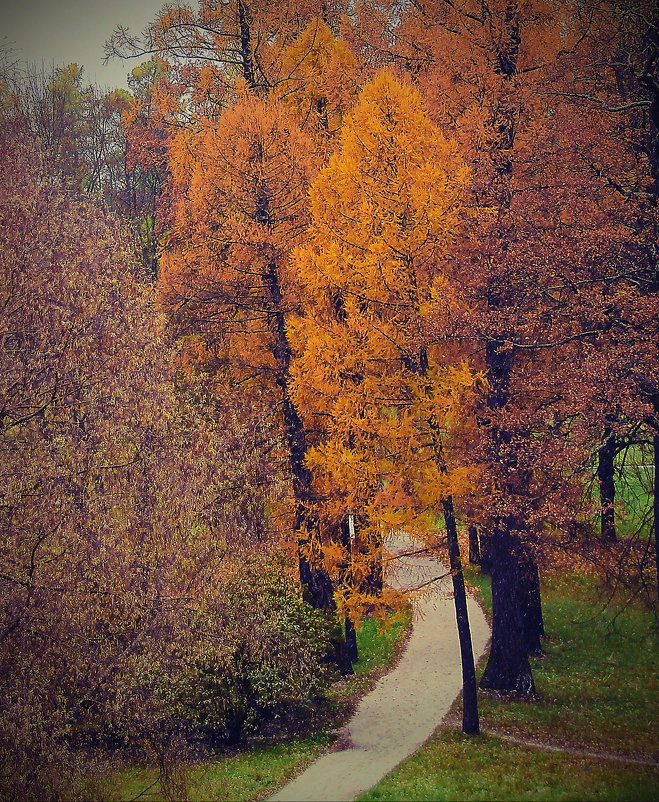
268;533;491;802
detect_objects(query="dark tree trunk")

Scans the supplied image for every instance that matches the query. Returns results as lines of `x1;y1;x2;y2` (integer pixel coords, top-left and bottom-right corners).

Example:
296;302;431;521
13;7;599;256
345;617;358;663
480;525;535;695
356;515;383;597
654;433;659;599
329;620;354;676
262;253;336;612
443;497;480;734
468;524;481;565
297;541;334;610
256;180;351;670
479;530;493;574
415;345;479;730
481;341;536;695
237;0;257;89
519;550;545;656
597;427;617;542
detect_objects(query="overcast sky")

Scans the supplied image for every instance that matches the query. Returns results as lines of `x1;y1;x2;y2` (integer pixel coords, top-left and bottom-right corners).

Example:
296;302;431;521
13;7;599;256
1;0;168;88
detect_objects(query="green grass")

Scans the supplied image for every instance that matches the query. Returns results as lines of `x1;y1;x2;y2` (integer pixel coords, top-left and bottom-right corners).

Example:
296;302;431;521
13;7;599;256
359;569;658;802
100;736;333;802
360;728;657;802
94;608;412;802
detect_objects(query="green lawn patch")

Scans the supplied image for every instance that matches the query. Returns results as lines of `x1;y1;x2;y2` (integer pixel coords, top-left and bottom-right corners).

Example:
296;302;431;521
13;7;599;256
360;729;657;802
101;735;332;802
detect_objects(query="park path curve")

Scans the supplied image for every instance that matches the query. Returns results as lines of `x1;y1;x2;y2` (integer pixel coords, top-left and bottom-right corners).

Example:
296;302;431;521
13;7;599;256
268;532;491;802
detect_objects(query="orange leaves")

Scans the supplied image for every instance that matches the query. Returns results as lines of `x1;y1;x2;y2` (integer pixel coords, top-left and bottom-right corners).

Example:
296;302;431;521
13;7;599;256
288;69;478;537
278;17;359;140
305;70;471;302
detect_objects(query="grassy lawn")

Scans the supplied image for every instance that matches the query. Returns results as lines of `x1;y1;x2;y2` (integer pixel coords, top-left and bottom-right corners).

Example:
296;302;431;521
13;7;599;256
359;568;658;802
360;728;655;802
92;608;411;802
101;736;334;802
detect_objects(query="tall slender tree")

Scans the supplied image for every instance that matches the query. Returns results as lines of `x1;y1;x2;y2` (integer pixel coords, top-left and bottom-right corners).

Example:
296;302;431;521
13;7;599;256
290;69;481;730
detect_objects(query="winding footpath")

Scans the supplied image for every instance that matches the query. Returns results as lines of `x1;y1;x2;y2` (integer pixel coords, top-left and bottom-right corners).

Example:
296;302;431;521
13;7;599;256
268;533;491;802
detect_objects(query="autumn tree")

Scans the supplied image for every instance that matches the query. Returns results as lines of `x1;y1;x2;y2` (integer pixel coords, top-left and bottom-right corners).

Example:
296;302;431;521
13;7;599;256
290;69;482;731
157;93;356;670
277;17;359;145
0;110;334;800
348;0;659;692
108;7;362;281
106;1;346;94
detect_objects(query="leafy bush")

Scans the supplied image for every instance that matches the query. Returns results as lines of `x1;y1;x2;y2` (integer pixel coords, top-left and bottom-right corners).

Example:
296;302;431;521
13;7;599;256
157;556;334;746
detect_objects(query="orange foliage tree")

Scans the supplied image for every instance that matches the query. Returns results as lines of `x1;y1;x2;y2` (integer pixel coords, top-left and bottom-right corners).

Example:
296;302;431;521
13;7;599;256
290;70;482;730
157;93;356;671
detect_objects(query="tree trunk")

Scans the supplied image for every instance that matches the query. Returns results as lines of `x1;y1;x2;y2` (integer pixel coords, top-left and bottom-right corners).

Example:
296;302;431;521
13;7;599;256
597;427;617;542
356;515;383;597
468;524;481;565
480;524;535;695
339;514;358;664
479;530;493;574
481;341;536;695
416;345;479;731
442;497;480;734
654;433;659;599
237;0;257;89
259;222;351;669
345;617;358;663
519;550;545;657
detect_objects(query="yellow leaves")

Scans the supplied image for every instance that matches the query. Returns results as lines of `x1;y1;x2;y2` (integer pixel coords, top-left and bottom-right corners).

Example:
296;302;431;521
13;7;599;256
287;68;480;546
278;17;358;139
306;441;386;507
151;82;182;119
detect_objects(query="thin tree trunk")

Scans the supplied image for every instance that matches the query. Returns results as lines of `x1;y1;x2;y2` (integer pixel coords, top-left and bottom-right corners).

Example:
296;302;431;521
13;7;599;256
416;346;480;731
257;182;351;670
237;0;257;89
356;515;383;597
339;514;358;663
442;497;480;734
468;524;481;565
345;617;358;663
597;427;617;542
654;433;659;599
479;529;493;574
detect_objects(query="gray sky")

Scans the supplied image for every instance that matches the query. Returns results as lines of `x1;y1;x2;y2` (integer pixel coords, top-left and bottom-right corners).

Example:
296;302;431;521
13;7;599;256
1;0;168;88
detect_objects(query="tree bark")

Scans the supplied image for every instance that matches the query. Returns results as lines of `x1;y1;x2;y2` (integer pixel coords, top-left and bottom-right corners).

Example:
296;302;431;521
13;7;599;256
414;345;480;730
479;530;493;574
468;524;481;565
237;0;257;89
442;497;480;734
654;433;659;599
256;177;351;669
479;525;535;695
519;550;545;657
481;341;537;694
597;427;617;542
345;617;358;663
355;515;383;597
339;514;359;663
